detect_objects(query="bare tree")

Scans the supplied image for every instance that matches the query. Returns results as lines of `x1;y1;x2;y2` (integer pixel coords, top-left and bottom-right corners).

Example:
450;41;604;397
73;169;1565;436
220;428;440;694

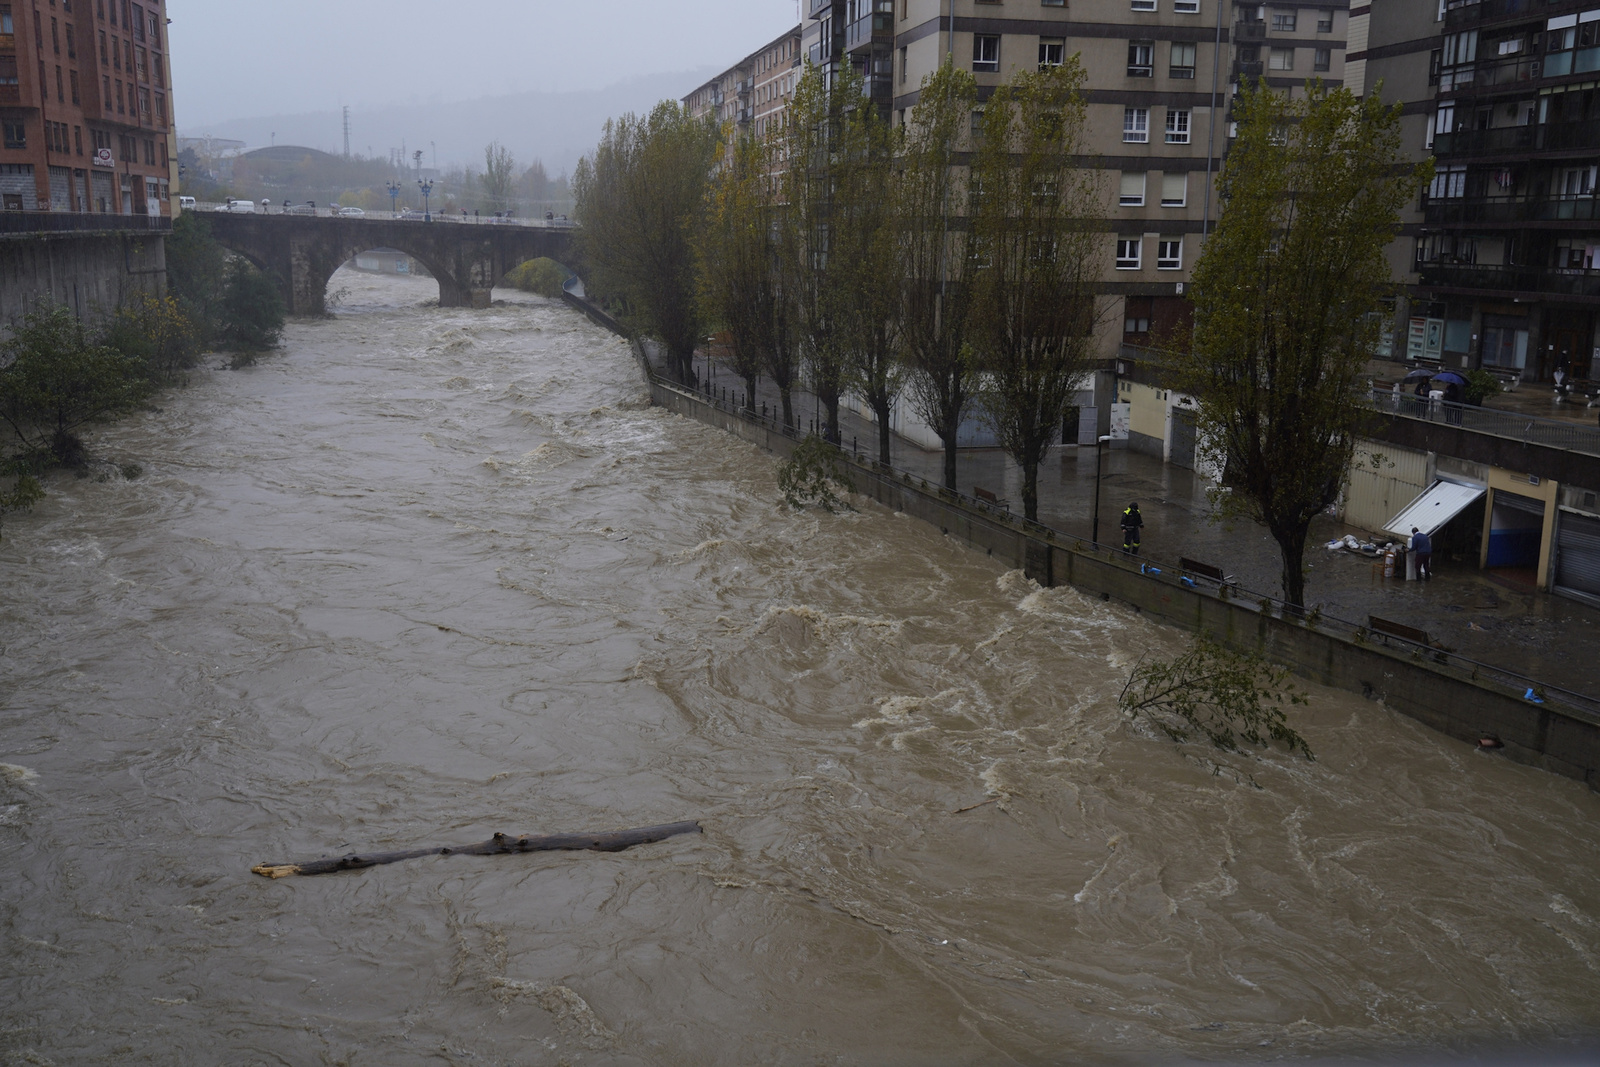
481;141;516;214
573;103;721;384
970;60;1105;523
897;64;979;489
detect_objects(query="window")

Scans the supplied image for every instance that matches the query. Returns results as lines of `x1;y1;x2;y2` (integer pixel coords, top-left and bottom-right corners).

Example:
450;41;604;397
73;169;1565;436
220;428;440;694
1127;40;1154;76
69;68;78;103
51;17;60;54
55;64;64;101
1174;0;1199;11
153;90;164;122
1120;171;1146;206
1317;11;1333;32
137;85;149;116
971;108;985;137
1270;10;1296;31
1042;0;1065;4
3;121;24;149
0;6;11;34
1123;106;1149;142
1125;313;1151;335
1165;108;1191;143
973;34;999;72
1429;164;1466;199
131;1;144;40
1169;41;1195;78
899;45;907;83
1039;37;1064;66
1132;0;1156;10
115;78;124;113
1313;47;1330;71
66;24;75;58
99;30;107;64
112;35;120;70
1116;236;1143;270
1161;171;1188;206
73;124;81;154
1268;47;1295;70
1158;237;1183;269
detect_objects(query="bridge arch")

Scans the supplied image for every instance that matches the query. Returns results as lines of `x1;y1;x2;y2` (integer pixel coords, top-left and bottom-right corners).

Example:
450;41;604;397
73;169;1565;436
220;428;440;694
203;214;576;316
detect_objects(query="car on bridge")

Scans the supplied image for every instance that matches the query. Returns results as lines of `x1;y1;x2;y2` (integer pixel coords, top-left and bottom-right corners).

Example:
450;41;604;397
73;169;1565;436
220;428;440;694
224;198;257;213
335;206;366;218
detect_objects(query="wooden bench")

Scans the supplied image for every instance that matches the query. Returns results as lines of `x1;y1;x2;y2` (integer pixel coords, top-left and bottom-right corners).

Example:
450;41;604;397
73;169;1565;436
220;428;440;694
1179;557;1234;585
974;486;1009;512
1368;615;1434;648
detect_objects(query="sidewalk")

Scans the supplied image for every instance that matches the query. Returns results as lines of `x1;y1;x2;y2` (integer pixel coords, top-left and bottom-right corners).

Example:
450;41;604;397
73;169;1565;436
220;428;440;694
679;351;1600;700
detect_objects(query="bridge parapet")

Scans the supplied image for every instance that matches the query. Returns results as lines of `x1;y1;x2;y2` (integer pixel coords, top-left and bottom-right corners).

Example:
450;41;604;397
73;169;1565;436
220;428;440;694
204;214;576;315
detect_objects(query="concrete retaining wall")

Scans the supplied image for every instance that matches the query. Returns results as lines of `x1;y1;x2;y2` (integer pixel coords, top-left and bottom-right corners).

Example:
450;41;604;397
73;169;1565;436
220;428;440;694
0;231;165;329
574;292;1600;788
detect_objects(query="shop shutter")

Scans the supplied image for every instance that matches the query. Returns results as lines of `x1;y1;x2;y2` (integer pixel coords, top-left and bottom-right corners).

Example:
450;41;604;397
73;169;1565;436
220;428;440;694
1555;511;1600;602
1495;490;1545;516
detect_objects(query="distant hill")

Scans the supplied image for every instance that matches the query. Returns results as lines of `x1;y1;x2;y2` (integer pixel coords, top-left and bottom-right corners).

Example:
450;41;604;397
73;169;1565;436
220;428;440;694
180;69;715;177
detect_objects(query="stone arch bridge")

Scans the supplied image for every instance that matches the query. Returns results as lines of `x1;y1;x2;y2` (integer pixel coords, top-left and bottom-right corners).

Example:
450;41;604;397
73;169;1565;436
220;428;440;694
204;214;576;315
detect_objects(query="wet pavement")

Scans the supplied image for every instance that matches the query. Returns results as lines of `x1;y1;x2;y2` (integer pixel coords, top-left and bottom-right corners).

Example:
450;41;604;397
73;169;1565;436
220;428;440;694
683;354;1600;701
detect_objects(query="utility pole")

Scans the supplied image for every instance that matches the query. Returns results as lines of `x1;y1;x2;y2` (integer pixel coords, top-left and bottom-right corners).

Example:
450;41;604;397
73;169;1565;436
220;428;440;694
342;106;351;158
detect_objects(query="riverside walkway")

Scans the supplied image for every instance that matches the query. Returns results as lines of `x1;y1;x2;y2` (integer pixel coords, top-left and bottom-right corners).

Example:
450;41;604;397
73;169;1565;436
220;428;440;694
675;349;1600;701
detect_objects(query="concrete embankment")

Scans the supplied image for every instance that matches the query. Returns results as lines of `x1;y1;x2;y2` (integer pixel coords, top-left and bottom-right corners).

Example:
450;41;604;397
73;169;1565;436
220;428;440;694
563;290;1600;787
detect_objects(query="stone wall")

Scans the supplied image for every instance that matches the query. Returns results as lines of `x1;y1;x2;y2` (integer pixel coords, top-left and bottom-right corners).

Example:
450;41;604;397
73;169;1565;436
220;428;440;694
0;231;165;330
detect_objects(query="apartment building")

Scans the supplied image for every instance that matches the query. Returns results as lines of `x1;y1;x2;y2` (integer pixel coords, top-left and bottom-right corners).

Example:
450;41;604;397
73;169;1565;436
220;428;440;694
686;27;804;154
802;0;1352;359
1357;0;1600;385
0;0;178;216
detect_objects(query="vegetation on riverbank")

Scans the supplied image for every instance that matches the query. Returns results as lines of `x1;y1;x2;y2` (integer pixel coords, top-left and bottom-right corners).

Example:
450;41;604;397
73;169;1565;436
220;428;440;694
0;213;287;537
574;60;1105;522
504;257;571;299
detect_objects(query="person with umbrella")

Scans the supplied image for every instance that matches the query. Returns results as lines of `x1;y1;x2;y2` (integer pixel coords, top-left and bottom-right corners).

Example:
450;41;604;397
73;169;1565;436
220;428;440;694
1401;366;1433;414
1433;370;1468;423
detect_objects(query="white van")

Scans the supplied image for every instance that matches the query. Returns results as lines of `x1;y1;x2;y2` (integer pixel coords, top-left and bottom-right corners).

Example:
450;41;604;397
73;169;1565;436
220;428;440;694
224;198;257;214
177;195;196;211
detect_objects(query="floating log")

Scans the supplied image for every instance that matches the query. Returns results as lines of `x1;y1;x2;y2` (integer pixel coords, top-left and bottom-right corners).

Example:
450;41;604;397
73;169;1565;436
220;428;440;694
251;820;702;879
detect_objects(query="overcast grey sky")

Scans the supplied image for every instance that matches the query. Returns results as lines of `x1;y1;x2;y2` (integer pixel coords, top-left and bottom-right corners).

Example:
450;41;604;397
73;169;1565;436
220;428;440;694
169;0;802;129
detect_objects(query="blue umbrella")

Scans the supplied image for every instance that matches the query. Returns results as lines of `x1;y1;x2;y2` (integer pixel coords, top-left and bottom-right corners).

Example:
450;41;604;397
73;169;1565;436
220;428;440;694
1432;371;1468;387
1402;366;1435;381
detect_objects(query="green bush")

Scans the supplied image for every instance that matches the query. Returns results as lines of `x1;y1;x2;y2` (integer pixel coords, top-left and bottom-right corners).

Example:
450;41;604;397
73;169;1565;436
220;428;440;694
101;294;202;385
777;435;856;512
1464;368;1501;406
220;259;286;362
504;257;571;298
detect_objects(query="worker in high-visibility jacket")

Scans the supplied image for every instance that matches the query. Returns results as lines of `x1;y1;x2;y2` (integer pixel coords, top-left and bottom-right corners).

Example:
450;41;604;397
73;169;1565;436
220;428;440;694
1121;502;1144;555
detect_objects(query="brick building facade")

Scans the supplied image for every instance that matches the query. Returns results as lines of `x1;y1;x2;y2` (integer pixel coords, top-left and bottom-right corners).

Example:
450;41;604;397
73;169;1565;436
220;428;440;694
0;0;178;217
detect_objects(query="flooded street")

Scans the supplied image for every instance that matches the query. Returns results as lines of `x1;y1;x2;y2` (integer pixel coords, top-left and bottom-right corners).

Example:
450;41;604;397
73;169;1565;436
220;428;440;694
3;270;1599;1065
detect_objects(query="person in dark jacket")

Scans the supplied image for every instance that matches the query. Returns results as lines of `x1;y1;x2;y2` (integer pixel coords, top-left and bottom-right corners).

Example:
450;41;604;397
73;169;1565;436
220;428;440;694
1411;526;1433;579
1121;502;1144;555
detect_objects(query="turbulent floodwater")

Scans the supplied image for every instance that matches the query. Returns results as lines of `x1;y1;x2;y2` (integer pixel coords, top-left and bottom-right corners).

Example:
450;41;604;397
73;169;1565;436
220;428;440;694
2;270;1599;1065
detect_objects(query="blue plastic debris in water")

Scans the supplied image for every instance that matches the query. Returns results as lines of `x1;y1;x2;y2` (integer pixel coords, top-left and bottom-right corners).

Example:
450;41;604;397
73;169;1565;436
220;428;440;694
1525;688;1544;703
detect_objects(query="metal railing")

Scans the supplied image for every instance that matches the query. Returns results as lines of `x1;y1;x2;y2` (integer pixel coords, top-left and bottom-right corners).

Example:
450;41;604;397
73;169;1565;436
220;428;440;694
194;202;575;228
1423;195;1600;225
625;336;1600;718
1417;262;1600;299
1366;387;1600;456
0;209;171;234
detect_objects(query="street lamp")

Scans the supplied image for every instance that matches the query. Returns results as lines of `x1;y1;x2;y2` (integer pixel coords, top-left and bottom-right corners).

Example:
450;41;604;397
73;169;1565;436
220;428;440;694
1091;434;1112;547
416;178;434;222
385;180;401;217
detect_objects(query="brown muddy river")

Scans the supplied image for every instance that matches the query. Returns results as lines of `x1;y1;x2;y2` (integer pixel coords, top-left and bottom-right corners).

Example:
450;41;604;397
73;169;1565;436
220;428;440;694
2;270;1598;1065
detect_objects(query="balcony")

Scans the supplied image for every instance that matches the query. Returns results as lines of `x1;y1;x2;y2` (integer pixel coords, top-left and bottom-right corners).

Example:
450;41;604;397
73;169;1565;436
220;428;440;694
1419;262;1600;299
846;11;893;54
808;0;832;15
1234;20;1266;40
1433;117;1600;157
1233;59;1264;78
1444;0;1550;31
1439;52;1541;92
1424;195;1600;225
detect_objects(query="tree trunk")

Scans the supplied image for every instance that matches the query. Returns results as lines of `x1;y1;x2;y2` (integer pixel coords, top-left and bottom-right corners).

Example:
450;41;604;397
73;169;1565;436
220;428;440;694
252;821;702;879
1275;524;1309;609
1022;460;1040;523
780;387;794;428
943;435;958;491
871;396;892;465
743;373;758;414
821;389;841;445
